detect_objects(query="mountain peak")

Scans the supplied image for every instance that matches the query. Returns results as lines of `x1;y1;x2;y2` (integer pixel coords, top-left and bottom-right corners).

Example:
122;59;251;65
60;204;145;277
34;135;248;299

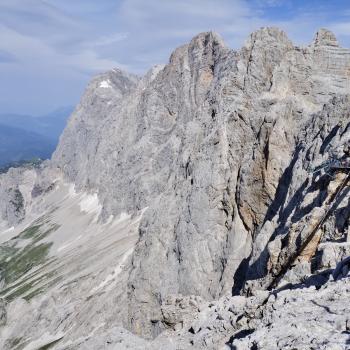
312;28;339;47
246;26;293;46
189;31;225;48
168;31;226;67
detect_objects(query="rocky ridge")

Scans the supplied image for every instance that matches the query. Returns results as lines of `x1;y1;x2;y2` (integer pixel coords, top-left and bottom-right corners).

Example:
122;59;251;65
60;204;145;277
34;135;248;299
0;27;350;349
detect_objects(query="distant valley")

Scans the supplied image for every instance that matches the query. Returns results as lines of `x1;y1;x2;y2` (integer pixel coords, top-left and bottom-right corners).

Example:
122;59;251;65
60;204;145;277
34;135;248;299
0;107;72;168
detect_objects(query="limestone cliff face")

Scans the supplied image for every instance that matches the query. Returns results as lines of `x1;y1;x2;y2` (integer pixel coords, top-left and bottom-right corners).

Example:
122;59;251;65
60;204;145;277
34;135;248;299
1;27;350;346
50;27;350;336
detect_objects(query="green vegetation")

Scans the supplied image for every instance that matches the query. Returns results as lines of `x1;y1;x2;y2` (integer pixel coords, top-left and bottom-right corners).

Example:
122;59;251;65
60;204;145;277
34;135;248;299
16;223;59;243
3;243;53;285
2;269;60;302
16;225;41;240
0;244;18;264
0;222;61;301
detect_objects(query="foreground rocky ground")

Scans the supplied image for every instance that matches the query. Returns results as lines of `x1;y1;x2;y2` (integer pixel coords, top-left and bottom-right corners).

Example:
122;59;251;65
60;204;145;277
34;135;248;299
108;274;350;350
2;264;349;349
1;27;350;349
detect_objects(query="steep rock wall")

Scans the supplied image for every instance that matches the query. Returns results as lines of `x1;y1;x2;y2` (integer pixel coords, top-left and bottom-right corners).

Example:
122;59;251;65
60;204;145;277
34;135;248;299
1;27;350;339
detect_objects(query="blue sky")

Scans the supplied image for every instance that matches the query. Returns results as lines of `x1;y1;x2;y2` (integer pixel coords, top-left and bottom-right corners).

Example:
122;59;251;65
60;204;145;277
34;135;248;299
1;0;350;115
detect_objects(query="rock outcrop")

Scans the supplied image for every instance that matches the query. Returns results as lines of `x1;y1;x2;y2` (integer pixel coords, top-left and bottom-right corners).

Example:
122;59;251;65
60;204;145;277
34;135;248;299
1;27;350;348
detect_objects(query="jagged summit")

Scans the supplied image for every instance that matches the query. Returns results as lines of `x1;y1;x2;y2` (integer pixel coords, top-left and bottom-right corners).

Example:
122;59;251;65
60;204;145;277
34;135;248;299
1;27;350;349
188;30;226;50
245;26;293;46
312;27;340;47
168;30;227;74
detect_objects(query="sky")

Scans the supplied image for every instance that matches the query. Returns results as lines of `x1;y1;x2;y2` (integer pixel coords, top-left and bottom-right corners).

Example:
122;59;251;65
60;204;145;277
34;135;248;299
1;0;350;115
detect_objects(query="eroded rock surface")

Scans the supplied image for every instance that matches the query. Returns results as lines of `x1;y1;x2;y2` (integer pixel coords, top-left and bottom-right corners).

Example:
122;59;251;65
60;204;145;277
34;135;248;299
1;27;350;348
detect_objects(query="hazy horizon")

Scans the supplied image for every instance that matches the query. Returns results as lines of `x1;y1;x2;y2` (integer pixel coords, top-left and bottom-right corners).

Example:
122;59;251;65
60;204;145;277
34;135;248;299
1;0;350;115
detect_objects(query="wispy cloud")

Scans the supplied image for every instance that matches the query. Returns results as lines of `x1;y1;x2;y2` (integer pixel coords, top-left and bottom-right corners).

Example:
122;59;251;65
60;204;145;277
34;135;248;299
0;49;16;63
329;22;350;36
85;33;129;48
1;0;349;114
256;0;286;7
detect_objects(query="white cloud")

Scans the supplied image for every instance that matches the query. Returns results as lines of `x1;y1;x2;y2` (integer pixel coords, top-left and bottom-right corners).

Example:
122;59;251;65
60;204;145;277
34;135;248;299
0;24;125;72
0;0;340;75
84;33;129;48
329;22;350;36
0;0;349;114
256;0;285;7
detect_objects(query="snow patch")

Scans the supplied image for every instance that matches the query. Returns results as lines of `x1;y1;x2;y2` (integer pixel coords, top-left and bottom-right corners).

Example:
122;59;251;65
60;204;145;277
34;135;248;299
0;226;14;235
105;215;115;225
68;184;77;198
111;212;131;227
79;193;102;218
99;79;112;89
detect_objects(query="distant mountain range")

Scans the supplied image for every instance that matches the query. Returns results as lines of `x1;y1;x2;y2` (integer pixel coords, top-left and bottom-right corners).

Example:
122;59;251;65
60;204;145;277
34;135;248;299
0;107;72;167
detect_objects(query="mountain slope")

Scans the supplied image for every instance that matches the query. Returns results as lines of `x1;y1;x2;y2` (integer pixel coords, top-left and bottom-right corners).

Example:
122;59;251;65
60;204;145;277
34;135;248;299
0;28;350;349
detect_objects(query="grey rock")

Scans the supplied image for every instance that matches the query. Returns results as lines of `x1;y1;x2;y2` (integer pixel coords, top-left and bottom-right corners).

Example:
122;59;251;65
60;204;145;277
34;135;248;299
0;299;6;327
333;256;350;280
231;277;350;350
313;28;340;47
1;26;350;348
317;242;350;270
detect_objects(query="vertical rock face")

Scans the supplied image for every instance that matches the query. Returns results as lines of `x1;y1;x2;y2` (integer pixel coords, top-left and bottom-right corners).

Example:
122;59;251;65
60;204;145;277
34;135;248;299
244;96;350;291
1;27;350;344
313;28;340;47
50;27;350;337
0;164;60;228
